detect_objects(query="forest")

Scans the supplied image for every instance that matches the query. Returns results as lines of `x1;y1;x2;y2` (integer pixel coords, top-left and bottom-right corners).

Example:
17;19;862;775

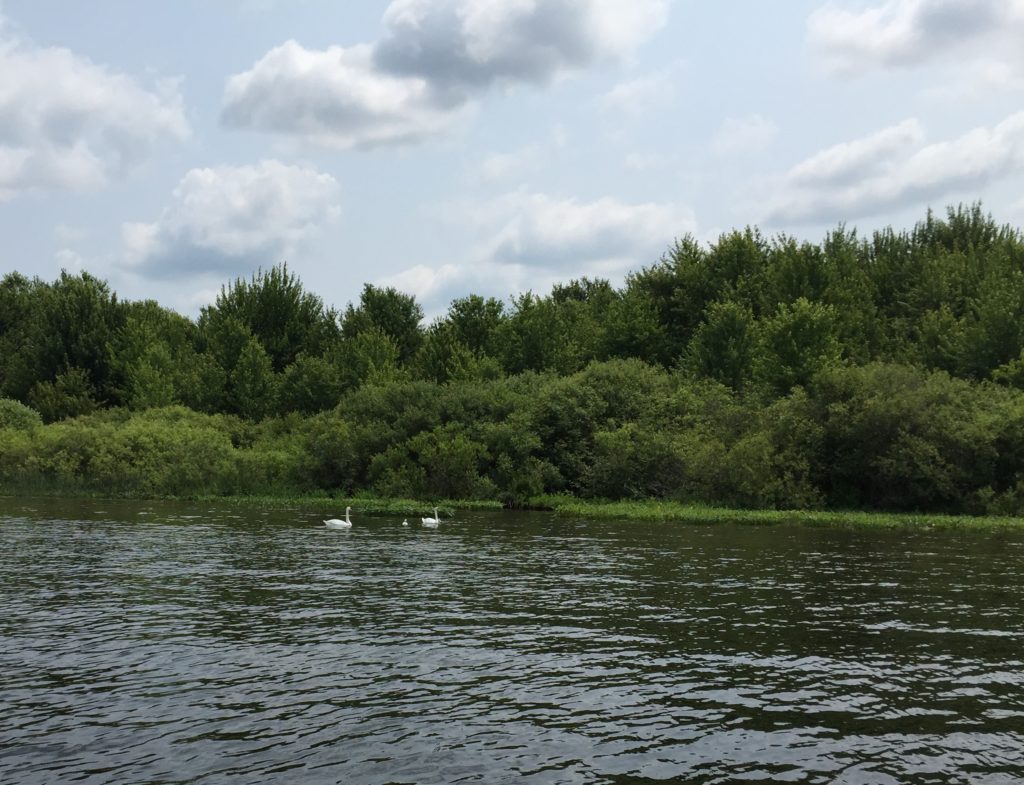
3;204;1024;515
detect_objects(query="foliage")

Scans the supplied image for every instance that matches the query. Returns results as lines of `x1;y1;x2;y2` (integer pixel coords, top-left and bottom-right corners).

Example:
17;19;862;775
342;284;424;363
0;398;42;431
200;264;338;372
28;367;99;423
3;204;1024;516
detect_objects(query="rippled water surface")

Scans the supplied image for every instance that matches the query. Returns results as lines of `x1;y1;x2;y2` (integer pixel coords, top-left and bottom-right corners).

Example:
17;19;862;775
2;499;1024;784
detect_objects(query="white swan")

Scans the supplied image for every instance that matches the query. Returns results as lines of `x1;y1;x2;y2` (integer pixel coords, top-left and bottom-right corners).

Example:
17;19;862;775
421;507;441;528
402;519;409;526
324;507;353;529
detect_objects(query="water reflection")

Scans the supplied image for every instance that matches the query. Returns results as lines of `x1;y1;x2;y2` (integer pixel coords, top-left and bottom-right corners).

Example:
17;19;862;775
1;499;1023;784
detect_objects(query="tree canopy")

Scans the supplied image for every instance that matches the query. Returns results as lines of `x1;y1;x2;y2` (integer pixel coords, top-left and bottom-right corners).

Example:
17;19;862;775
4;206;1024;514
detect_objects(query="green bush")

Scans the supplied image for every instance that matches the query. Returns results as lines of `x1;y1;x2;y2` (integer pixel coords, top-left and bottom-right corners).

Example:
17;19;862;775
0;398;42;430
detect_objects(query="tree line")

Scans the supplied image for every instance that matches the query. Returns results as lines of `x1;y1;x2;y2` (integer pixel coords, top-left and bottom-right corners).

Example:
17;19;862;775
3;204;1024;514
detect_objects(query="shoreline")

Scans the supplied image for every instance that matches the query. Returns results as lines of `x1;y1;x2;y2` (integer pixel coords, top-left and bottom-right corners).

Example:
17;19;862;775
530;495;1024;529
2;487;1023;529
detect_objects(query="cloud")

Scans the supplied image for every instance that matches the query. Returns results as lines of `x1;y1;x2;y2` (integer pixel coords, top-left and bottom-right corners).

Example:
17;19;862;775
807;0;1024;75
475;145;542;184
766;113;1024;224
473;126;568;184
786;119;924;188
222;0;669;148
382;190;695;313
710;114;780;158
222;41;472;149
473;190;694;271
54;248;85;272
1010;197;1024;224
121;160;340;277
376;0;669;95
599;69;675;116
624;151;670;171
0;25;188;200
922;58;1024;101
377;261;526;318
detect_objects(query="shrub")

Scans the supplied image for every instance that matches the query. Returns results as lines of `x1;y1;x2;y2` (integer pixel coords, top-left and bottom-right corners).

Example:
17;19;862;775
0;398;42;431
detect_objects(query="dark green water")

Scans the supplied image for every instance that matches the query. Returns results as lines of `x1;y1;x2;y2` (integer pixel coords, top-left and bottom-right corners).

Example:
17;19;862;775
2;499;1023;784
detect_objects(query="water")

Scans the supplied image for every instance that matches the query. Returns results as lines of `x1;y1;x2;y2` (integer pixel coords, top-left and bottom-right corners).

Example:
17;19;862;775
2;499;1024;784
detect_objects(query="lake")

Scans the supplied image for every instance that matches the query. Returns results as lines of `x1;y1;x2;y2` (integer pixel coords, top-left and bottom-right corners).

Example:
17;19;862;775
2;498;1023;784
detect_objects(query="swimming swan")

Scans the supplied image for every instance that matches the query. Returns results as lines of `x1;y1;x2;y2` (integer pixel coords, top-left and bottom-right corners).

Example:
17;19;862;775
324;507;353;529
421;507;441;528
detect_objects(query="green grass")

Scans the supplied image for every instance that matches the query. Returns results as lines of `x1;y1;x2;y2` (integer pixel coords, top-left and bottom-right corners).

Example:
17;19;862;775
185;494;502;518
526;494;1024;529
0;482;500;519
3;482;1023;528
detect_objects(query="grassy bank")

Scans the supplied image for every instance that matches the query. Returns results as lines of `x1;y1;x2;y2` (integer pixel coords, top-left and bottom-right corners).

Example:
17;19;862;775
0;483;499;518
4;483;1023;529
527;495;1024;529
191;494;502;518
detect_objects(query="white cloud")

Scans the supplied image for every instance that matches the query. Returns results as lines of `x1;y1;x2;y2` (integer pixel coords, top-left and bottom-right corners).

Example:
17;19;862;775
624;151;670;171
222;41;472;149
808;0;1024;75
54;248;84;272
0;27;188;200
766;113;1024;224
377;261;525;317
786;119;923;187
599;69;675;116
475;145;542;184
378;0;668;93
474;190;694;270
381;189;694;313
121;160;341;277
923;58;1024;101
711;114;780;157
473;126;569;184
54;223;88;245
222;0;669;148
1010;197;1024;225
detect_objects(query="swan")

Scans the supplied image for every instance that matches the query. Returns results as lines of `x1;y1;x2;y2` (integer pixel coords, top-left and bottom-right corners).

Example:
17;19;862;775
402;519;409;526
324;507;353;529
421;507;441;528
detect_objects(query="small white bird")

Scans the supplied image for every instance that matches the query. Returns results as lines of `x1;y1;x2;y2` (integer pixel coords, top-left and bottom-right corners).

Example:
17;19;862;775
421;507;441;528
324;507;353;529
402;519;409;526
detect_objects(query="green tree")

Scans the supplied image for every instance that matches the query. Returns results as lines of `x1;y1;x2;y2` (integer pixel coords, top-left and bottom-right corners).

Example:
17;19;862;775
231;337;277;420
177;352;229;413
756;298;841;395
28;367;99;423
445;294;505;356
125;343;178;410
2;272;123;403
200;264;338;372
278;353;344;414
336;327;404;389
342;284;423;363
812;364;1001;511
110;300;199;408
684;301;757;391
410;425;493;499
496;293;583;375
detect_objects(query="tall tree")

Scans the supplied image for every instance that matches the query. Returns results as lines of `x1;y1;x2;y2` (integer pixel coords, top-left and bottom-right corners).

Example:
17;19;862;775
200;264;338;372
342;284;424;364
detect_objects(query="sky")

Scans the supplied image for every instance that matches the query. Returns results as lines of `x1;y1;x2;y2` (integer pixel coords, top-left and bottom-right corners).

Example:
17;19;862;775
1;0;1023;318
